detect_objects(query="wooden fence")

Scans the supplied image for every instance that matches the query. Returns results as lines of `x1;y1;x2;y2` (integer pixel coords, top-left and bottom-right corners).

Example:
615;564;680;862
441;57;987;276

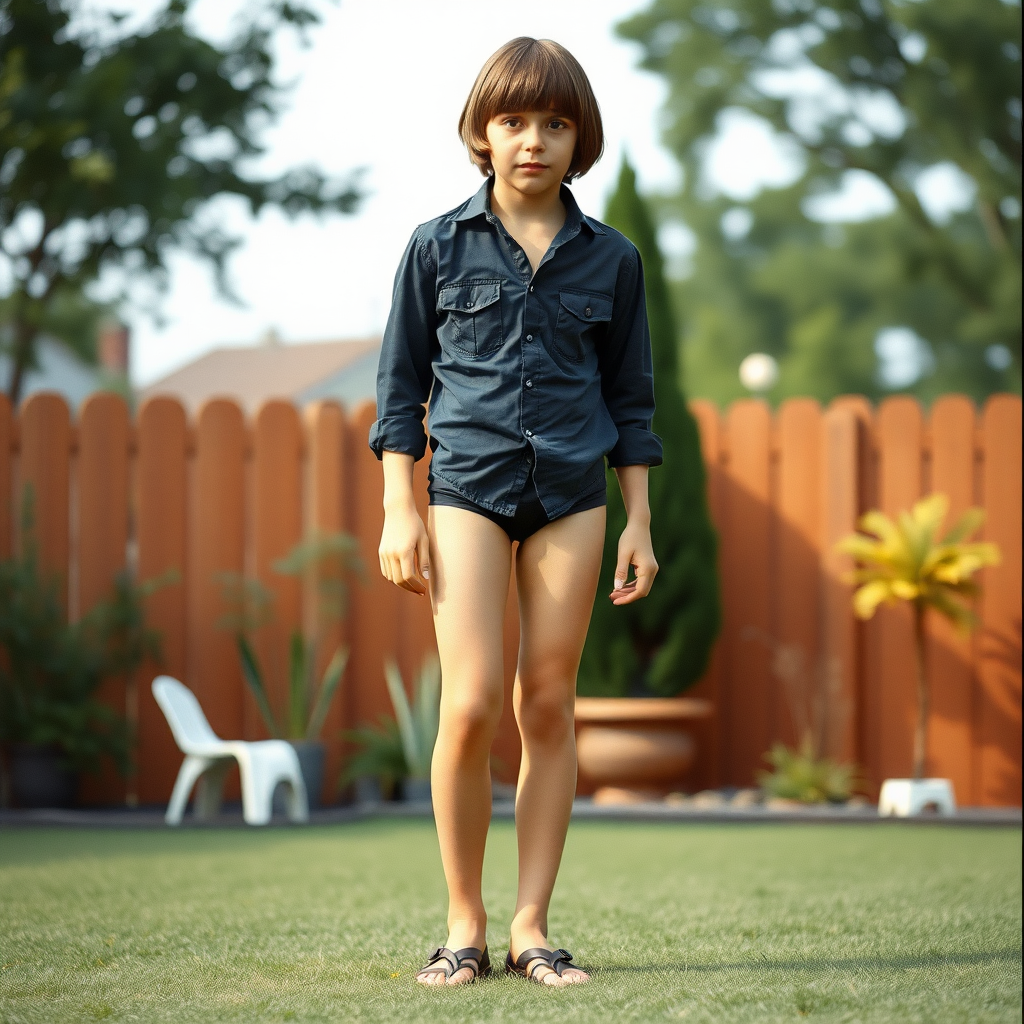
0;391;1019;807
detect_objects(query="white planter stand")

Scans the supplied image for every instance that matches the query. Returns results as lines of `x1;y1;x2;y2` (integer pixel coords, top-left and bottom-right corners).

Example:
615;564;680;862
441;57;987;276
878;778;956;817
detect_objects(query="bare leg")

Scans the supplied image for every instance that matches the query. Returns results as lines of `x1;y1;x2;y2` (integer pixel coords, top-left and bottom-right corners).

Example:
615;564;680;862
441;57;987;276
510;505;605;985
418;506;512;986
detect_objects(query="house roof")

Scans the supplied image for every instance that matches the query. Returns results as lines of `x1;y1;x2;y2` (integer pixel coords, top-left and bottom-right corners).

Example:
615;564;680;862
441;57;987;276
141;337;381;414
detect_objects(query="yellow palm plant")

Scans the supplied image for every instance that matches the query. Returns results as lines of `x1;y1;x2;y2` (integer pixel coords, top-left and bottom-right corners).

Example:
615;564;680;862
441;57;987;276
837;494;1000;780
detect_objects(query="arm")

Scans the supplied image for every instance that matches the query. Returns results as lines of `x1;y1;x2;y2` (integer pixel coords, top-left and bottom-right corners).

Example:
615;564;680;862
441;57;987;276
370;229;436;595
600;248;663;604
609;464;658;605
379;451;429;596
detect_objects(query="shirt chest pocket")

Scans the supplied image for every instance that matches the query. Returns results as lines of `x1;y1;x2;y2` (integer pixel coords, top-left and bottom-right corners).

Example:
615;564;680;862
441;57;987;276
554;290;613;363
437;280;504;358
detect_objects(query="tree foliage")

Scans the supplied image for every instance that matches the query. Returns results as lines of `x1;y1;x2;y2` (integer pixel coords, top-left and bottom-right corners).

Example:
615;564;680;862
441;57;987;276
578;157;720;698
619;0;1021;404
0;0;361;400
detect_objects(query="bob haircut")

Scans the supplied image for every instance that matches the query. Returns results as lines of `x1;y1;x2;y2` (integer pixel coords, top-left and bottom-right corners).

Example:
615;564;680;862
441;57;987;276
458;37;604;183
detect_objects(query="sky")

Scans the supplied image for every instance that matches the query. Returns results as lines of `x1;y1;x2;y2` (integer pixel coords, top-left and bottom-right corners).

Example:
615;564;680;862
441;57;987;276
91;0;819;386
86;0;961;387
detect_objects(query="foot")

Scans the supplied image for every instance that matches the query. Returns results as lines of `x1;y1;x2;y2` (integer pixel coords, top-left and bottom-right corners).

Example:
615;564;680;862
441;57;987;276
416;927;488;986
508;935;589;986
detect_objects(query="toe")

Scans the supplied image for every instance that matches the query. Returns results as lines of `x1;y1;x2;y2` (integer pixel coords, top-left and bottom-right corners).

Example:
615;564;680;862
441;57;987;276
445;966;477;986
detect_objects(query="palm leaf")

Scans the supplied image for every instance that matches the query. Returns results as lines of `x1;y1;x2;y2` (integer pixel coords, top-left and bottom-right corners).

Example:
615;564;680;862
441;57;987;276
305;645;348;741
288;630;307;740
237;633;281;738
942;506;986;545
384;659;422;774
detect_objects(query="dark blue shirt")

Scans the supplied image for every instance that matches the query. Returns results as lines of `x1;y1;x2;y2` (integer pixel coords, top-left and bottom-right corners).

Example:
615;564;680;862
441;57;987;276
369;179;663;517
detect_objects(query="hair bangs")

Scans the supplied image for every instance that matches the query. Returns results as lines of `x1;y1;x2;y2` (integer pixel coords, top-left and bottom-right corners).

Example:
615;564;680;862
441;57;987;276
459;38;604;182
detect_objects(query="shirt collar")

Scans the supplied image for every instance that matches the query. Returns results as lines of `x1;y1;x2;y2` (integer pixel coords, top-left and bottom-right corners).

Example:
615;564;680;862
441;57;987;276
452;178;605;235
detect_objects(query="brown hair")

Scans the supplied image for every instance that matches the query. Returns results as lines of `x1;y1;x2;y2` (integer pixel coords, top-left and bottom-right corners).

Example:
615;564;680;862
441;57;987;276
458;37;604;182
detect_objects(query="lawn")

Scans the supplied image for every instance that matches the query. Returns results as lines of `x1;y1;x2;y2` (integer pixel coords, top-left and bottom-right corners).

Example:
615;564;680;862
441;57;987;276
0;820;1019;1024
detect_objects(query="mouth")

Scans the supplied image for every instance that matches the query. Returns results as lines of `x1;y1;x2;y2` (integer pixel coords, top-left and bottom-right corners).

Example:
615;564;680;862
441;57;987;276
518;162;548;171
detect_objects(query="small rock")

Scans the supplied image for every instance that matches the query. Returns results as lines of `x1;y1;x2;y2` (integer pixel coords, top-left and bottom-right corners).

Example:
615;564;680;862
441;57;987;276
765;797;804;810
664;792;692;806
731;788;761;807
692;790;726;808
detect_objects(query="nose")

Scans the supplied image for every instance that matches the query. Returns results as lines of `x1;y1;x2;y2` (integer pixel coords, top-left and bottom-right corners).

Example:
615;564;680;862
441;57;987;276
523;124;545;152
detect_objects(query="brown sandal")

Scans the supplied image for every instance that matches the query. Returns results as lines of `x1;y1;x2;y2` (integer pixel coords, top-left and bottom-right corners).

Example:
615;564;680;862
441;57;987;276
505;947;582;983
416;945;491;984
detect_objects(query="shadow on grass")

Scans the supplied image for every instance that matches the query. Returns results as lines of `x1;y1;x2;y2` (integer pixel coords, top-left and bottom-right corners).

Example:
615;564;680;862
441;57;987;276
592;947;1022;976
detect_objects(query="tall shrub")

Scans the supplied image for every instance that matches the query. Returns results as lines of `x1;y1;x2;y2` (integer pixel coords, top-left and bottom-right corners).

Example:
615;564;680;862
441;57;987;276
578;157;720;697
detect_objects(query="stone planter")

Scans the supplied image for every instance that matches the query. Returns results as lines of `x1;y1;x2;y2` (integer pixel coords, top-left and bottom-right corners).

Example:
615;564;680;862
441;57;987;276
9;743;79;809
878;777;956;816
575;697;712;804
288;740;326;810
401;777;432;803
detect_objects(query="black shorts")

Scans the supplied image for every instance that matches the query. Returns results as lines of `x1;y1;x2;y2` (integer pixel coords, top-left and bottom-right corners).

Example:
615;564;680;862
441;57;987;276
428;471;606;545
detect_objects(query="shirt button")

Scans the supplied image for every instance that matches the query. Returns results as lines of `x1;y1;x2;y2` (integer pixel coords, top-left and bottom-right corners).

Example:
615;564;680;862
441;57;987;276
585;306;592;317
529;285;534;292
525;380;533;388
526;334;533;342
525;429;533;437
465;301;473;308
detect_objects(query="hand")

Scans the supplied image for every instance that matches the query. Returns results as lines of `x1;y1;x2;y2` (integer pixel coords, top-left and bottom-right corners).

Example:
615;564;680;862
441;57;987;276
379;501;429;596
609;518;658;605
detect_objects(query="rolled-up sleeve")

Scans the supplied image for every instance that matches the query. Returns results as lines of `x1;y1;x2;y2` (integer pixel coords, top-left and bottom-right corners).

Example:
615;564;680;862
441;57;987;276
368;228;436;461
600;248;664;468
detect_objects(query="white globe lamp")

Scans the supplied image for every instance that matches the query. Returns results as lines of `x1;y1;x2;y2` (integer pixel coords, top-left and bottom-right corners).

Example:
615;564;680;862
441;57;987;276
739;353;779;393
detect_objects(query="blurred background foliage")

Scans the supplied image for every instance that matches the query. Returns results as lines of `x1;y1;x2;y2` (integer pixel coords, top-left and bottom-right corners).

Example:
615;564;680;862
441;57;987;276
620;0;1021;405
0;0;360;401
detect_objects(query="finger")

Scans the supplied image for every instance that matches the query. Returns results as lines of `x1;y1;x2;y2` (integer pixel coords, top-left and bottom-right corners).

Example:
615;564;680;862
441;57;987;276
633;563;657;599
399;552;426;595
417;532;430;583
613;550;633;592
609;581;639;604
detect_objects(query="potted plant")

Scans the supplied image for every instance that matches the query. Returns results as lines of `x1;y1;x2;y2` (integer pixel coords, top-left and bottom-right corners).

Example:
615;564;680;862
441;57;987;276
838;493;1000;815
342;655;440;803
220;532;360;808
0;503;163;808
573;159;719;802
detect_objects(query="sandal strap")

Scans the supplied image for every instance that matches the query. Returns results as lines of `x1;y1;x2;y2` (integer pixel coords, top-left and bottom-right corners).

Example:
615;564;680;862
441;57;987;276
418;945;489;980
514;946;575;979
418;946;460;978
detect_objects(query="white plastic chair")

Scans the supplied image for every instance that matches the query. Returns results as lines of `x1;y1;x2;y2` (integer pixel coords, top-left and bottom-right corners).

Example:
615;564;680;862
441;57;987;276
152;675;308;826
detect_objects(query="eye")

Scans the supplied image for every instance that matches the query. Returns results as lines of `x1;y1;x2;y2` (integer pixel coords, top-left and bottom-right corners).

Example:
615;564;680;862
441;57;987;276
548;118;570;130
501;116;521;128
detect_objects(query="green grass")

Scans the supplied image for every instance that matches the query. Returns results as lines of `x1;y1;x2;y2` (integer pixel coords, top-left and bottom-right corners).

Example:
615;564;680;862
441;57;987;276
0;820;1019;1024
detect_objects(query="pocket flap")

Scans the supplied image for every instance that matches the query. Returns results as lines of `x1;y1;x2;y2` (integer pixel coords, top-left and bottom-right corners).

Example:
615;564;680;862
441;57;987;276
558;290;613;323
438;280;501;314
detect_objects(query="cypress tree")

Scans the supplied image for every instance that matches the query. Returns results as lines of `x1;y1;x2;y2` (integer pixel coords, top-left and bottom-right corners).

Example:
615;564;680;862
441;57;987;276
578;156;721;697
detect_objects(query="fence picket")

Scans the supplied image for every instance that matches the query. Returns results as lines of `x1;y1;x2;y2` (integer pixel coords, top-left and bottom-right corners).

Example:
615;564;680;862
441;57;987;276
0;395;11;559
928;396;977;802
977;396;1022;806
76;394;131;805
251;401;304;741
721;399;773;785
135;397;189;805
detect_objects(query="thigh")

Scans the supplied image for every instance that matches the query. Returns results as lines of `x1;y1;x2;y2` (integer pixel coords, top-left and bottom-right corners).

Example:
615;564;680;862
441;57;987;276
515;506;606;683
429;506;514;698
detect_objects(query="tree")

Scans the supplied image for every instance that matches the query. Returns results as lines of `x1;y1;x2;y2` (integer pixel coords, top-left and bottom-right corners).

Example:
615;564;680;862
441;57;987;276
619;0;1021;404
0;0;361;401
838;494;1000;779
578;157;721;698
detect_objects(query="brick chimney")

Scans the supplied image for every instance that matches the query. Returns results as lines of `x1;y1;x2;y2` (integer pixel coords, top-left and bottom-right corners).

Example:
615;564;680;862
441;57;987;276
98;319;130;376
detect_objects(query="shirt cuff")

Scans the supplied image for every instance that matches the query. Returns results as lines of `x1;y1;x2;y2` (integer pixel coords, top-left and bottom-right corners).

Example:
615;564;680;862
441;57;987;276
606;425;664;468
368;416;428;461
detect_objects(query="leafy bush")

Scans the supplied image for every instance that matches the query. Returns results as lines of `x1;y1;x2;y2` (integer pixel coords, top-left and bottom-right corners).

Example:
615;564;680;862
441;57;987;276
759;740;855;804
0;524;163;775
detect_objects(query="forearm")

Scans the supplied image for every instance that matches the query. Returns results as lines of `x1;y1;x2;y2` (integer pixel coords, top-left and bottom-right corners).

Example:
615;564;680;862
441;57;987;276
614;464;651;524
382;451;417;511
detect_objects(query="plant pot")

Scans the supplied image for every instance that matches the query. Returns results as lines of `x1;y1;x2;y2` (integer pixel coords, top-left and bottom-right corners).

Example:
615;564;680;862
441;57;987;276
575;697;712;804
9;743;79;809
289;740;326;810
878;778;956;817
353;776;383;804
401;777;431;803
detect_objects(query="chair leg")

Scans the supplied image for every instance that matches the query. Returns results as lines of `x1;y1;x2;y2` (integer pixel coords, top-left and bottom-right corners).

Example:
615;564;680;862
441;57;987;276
237;749;274;826
194;760;232;820
166;756;211;825
286;770;309;823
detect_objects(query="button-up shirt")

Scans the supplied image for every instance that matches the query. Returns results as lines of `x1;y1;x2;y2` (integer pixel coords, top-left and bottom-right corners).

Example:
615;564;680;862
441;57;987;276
369;179;663;517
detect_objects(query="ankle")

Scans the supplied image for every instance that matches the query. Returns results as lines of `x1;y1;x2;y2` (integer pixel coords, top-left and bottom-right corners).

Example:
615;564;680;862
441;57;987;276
447;913;487;950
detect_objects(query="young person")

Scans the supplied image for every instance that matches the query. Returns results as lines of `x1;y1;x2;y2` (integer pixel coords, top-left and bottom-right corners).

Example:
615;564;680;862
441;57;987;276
370;37;662;987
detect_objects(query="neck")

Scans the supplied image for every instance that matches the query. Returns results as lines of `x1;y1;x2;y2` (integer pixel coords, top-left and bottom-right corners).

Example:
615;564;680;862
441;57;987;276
489;174;565;223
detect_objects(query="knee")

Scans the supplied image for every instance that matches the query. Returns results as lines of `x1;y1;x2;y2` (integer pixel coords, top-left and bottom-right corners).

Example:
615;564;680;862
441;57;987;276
517;669;576;746
441;689;503;757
